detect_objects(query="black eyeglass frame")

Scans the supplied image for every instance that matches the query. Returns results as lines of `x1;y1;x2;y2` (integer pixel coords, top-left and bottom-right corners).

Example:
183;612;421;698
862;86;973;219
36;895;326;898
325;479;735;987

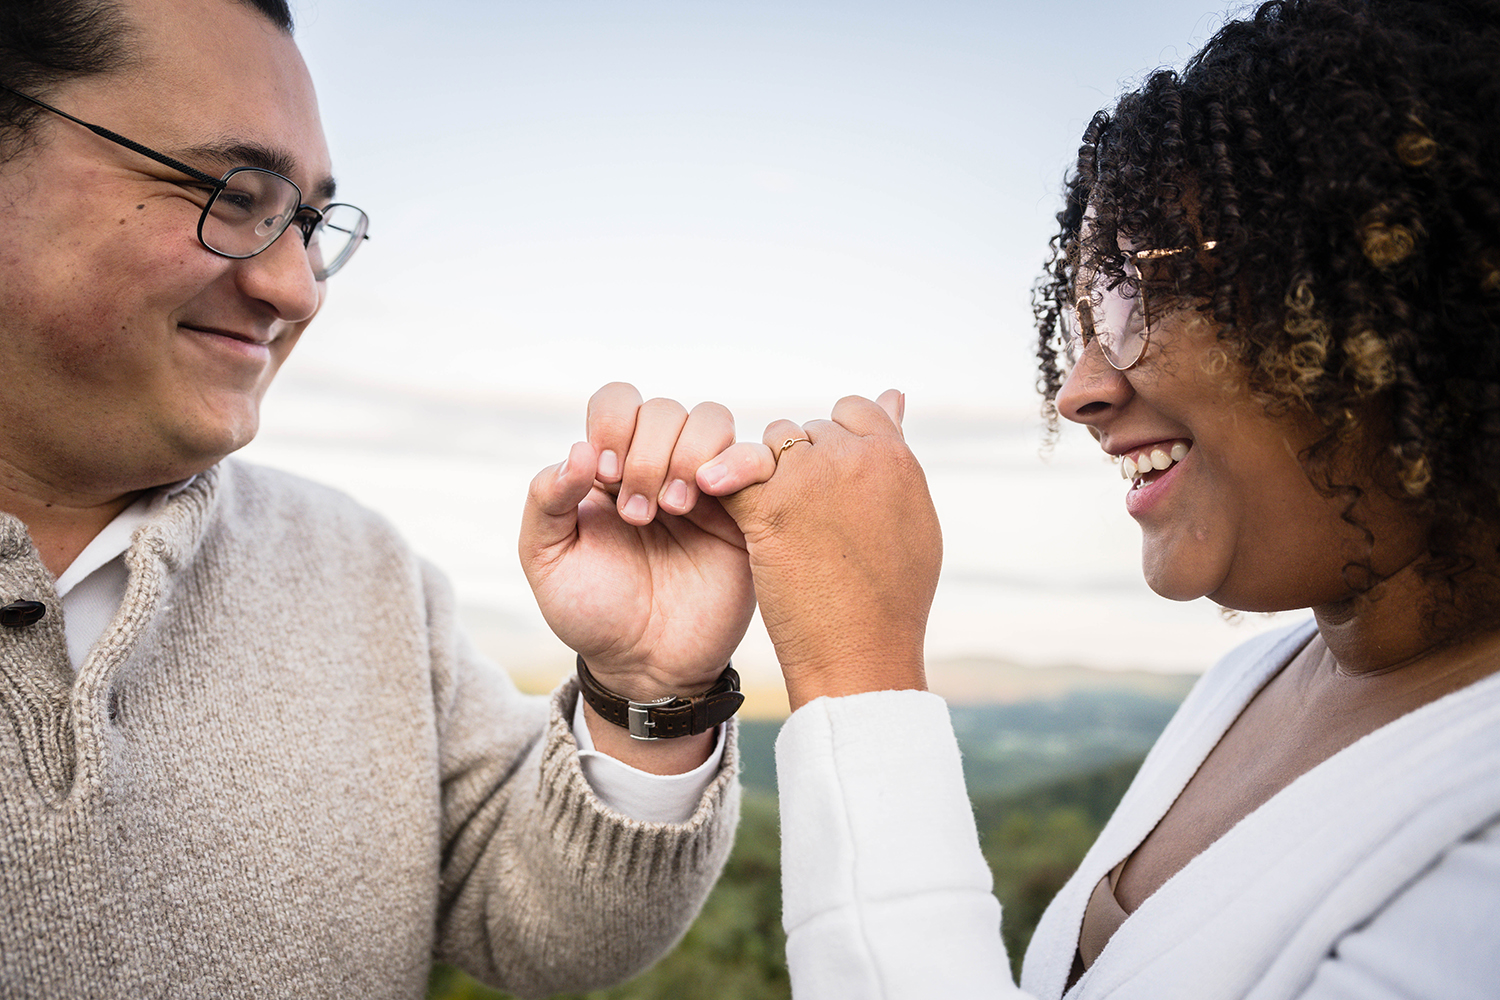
1064;240;1218;371
0;83;368;279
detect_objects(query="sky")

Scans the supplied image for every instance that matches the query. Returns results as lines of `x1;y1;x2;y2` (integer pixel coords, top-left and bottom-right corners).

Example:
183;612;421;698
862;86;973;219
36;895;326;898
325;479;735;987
243;0;1300;692
285;0;1250;411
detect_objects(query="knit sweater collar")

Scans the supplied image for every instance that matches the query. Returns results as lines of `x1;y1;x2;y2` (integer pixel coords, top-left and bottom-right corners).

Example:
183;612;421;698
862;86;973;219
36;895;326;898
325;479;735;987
0;465;222;581
124;465;222;578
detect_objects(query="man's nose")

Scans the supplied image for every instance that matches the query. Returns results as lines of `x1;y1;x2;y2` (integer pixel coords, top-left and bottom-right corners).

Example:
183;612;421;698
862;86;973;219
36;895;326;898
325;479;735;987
233;225;323;323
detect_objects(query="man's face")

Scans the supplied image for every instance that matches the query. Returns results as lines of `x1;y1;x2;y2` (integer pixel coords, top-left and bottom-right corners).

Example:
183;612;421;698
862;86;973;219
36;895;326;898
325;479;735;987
0;0;334;498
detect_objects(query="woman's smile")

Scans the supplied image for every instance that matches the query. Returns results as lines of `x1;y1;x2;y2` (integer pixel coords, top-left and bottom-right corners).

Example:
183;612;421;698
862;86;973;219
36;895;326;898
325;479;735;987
1056;307;1363;609
1119;439;1191;487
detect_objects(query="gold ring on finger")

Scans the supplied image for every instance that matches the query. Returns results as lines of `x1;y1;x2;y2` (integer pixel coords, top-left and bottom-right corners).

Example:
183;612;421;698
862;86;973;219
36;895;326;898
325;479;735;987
777;436;812;461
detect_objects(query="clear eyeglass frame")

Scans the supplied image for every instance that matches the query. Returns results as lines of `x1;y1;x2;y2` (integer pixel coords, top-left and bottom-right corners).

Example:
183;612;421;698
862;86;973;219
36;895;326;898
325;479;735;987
1061;240;1217;371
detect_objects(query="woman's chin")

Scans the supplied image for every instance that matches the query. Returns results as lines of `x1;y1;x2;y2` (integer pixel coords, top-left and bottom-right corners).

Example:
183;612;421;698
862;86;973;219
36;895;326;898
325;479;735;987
1140;545;1226;604
1144;576;1215;604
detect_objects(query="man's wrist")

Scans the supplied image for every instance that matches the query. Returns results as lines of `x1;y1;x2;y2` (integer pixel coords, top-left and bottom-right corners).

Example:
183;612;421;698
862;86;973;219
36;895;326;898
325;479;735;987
571;695;725;816
575;654;743;740
575;657;723;703
577;699;720;776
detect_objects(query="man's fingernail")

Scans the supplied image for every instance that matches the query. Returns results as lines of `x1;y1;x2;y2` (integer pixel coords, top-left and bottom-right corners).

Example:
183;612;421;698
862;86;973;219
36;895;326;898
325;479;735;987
598;449;620;479
557;456;570;478
662;479;690;510
623;494;650;521
700;464;727;490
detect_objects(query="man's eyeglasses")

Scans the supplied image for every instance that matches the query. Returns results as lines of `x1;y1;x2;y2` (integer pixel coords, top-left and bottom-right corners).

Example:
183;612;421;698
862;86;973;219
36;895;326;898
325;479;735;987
0;84;369;280
1061;241;1217;371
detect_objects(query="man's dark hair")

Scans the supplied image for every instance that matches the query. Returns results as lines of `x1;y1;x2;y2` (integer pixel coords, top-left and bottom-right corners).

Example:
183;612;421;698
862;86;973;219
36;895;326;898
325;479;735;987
1035;0;1500;593
0;0;294;158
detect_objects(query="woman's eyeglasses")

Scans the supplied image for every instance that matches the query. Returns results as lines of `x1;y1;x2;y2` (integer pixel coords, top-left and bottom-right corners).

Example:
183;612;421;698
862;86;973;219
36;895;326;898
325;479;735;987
1062;241;1217;371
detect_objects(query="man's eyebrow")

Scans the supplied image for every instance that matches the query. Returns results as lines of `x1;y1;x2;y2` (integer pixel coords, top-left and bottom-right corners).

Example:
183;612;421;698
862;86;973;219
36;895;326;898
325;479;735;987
179;140;338;202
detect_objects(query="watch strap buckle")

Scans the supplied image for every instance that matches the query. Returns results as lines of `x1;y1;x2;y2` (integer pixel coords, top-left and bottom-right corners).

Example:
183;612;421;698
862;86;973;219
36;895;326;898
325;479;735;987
626;695;675;739
576;654;743;740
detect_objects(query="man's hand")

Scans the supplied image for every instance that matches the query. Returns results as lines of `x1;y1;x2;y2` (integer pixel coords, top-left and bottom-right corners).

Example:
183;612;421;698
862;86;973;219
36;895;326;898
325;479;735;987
698;390;942;711
520;383;756;769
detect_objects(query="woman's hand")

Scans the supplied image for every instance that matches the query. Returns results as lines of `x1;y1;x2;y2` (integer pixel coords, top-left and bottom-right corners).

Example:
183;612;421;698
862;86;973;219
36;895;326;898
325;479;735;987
699;390;942;711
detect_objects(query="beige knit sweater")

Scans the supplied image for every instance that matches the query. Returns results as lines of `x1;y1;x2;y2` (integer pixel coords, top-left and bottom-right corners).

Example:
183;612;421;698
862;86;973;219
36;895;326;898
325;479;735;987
0;461;739;999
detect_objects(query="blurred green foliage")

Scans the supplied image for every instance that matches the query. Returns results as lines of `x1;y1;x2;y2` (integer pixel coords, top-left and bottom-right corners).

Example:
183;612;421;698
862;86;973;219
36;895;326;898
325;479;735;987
427;756;1144;999
974;757;1143;977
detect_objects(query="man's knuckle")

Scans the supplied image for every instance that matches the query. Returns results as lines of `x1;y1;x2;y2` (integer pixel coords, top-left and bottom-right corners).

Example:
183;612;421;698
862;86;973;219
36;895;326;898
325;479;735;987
642;396;688;420
623;451;661;479
591;414;636;443
691;400;731;424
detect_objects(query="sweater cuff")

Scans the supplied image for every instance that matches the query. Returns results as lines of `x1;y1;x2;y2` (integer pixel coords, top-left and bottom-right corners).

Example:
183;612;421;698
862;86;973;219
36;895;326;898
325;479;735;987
572;693;726;823
539;678;740;872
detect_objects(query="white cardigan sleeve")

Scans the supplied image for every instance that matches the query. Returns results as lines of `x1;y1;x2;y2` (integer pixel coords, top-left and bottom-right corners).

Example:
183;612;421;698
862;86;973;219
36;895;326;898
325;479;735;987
775;690;1030;999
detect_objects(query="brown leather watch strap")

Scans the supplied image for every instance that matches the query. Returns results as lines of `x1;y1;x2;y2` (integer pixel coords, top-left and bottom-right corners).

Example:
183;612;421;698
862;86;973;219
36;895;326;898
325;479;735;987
575;654;743;740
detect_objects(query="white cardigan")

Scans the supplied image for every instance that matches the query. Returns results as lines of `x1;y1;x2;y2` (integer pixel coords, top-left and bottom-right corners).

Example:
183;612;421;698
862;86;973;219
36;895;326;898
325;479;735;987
775;620;1500;1000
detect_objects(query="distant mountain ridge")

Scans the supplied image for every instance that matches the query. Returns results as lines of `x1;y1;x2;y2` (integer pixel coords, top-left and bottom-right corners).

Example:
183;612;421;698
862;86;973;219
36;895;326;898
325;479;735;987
928;656;1199;705
737;680;1193;798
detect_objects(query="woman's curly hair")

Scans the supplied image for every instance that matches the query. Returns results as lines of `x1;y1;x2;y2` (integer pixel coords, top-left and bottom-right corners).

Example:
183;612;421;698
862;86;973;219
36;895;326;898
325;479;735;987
1035;0;1500;583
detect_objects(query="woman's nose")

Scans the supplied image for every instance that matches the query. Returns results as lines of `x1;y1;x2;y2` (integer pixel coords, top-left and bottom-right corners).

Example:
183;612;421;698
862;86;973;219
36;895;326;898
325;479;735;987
1056;339;1134;426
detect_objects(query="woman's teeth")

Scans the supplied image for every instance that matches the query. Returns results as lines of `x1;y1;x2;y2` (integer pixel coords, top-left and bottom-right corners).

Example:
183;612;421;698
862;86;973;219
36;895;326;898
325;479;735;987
1121;441;1190;487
